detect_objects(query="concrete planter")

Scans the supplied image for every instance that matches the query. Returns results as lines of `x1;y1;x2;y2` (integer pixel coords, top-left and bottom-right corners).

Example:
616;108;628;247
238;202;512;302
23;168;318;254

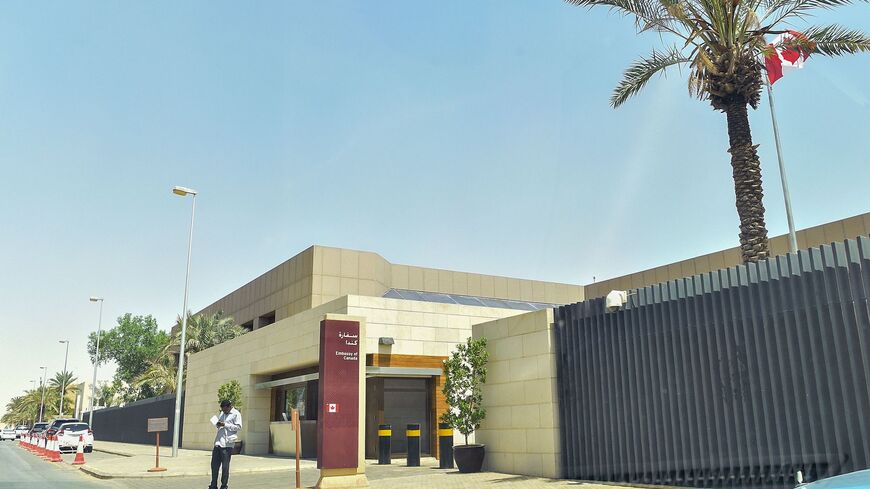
453;444;485;473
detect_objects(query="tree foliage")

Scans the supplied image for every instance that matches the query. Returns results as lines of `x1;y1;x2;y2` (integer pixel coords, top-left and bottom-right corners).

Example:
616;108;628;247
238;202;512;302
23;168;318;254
2;371;77;426
217;380;244;409
440;337;489;446
565;0;868;263
132;311;246;398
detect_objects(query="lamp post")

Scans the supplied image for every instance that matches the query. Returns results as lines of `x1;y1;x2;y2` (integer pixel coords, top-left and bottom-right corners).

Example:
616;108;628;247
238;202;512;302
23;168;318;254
38;366;47;422
58;340;70;416
171;185;197;457
88;296;104;427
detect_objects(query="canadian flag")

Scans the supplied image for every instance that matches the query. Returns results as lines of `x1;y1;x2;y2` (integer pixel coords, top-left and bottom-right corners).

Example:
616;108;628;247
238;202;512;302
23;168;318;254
764;30;813;84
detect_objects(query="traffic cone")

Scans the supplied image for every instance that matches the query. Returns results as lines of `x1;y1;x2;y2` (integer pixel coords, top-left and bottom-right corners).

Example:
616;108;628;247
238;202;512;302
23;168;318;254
71;435;86;465
49;435;63;462
39;436;48;458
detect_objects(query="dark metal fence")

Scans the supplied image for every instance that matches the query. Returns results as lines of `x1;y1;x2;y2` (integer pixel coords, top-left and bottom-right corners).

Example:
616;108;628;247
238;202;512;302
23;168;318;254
555;237;870;488
82;393;182;446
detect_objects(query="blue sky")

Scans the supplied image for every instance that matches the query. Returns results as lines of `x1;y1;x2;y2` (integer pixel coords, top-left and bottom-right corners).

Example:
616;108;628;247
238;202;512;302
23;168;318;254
0;1;867;413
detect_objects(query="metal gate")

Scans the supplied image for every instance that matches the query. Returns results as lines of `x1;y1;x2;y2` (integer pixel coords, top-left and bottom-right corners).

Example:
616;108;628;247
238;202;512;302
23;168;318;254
554;237;870;488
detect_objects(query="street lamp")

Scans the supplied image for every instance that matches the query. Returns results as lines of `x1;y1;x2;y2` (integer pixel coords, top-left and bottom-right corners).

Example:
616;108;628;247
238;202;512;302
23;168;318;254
171;185;197;457
38;366;47;422
58;340;70;416
88;296;104;427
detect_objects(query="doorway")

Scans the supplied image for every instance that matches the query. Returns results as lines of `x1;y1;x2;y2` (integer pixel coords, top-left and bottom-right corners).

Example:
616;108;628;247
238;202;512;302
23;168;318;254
365;377;431;458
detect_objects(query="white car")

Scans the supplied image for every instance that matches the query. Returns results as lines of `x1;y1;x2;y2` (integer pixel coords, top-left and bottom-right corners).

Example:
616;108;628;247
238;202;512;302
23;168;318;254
0;428;15;441
56;422;94;453
15;426;29;439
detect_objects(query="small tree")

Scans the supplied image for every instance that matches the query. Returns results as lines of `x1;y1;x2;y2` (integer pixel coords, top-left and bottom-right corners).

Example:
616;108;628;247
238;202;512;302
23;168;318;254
440;337;489;446
217;380;243;410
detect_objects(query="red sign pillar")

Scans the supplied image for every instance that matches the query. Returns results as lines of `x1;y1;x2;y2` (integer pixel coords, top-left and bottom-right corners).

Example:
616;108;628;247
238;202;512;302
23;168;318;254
317;319;361;472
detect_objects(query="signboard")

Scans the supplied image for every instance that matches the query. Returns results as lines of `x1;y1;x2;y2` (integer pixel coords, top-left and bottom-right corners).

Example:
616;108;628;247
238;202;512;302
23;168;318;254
147;417;169;433
317;319;360;469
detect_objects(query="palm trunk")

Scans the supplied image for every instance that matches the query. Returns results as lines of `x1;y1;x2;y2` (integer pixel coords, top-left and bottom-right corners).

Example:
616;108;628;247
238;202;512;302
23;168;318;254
724;101;769;263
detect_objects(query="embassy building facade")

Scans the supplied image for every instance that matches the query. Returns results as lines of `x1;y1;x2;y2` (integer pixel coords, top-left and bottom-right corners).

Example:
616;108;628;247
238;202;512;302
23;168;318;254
181;211;870;477
182;245;584;460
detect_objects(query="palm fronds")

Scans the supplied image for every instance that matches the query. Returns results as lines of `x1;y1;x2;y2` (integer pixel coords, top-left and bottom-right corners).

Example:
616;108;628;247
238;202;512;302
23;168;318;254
804;24;870;55
612;47;692;107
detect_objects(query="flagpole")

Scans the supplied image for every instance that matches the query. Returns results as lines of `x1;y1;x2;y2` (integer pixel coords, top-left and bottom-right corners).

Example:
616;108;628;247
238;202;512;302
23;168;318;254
765;76;798;253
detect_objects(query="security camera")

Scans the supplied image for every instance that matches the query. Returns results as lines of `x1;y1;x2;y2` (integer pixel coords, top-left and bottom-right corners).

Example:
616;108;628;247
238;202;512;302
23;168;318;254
605;290;628;312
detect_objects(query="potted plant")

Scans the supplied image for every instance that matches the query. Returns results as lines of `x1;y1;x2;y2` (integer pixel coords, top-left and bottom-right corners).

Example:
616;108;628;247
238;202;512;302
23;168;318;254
441;337;489;473
217;380;244;454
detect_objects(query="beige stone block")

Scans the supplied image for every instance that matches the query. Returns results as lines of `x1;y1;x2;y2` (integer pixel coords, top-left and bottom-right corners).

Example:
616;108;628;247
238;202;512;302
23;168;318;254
435;327;461;343
541;453;560;479
358;279;384;297
339;277;358;296
507;313;535;337
466;273;481;296
412;327;437;342
423;342;448;356
419;268;435;292
487;360;511;384
509;357;538;382
408;267;424;290
822;221;845;244
482;406;512;429
525;428;558;453
531;282;546;302
863;213;870;235
536;355;556;380
493;335;523;360
513;454;544;477
340;249;359;278
707;252;726;271
438;270;453;293
523;379;552;404
507;278;521;299
769;235;790;257
511;404;540;428
358;252;378;280
500;429;527;453
539;403;558;428
523;330;552;357
492;276;508;298
446;314;471;330
394;340;425;356
726;247;745;268
391;265;409;289
482;451;514;474
520;280;533;301
452;272;468;295
843;215;867;239
480;275;495;298
321;247;341;276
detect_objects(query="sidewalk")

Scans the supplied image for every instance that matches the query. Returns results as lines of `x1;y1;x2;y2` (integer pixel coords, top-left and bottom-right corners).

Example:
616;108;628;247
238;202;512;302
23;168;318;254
84;441;312;479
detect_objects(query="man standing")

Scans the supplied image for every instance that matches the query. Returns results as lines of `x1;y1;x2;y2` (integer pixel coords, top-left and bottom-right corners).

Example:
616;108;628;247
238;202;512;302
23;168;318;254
210;400;242;489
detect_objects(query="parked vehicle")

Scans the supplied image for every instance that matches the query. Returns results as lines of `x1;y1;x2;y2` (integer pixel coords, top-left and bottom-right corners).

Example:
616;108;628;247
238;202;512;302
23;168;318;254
797;469;870;488
56;422;93;453
0;428;15;441
27;422;48;437
44;417;79;438
14;425;29;439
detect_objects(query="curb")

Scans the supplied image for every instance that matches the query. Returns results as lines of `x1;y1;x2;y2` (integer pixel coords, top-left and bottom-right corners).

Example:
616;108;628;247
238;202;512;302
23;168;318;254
79;464;296;479
93;447;135;457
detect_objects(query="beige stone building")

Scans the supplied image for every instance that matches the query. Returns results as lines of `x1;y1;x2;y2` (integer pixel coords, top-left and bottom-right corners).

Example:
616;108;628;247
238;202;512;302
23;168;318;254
182;212;869;477
183;246;583;460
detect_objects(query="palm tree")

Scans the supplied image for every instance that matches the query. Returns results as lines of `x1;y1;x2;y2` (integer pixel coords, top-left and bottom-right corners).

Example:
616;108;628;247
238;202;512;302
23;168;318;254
48;371;78;416
565;0;870;262
133;311;245;396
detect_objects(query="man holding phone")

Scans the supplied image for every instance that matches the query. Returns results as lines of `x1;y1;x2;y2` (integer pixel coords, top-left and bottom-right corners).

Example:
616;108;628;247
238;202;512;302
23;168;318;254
210;399;242;489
